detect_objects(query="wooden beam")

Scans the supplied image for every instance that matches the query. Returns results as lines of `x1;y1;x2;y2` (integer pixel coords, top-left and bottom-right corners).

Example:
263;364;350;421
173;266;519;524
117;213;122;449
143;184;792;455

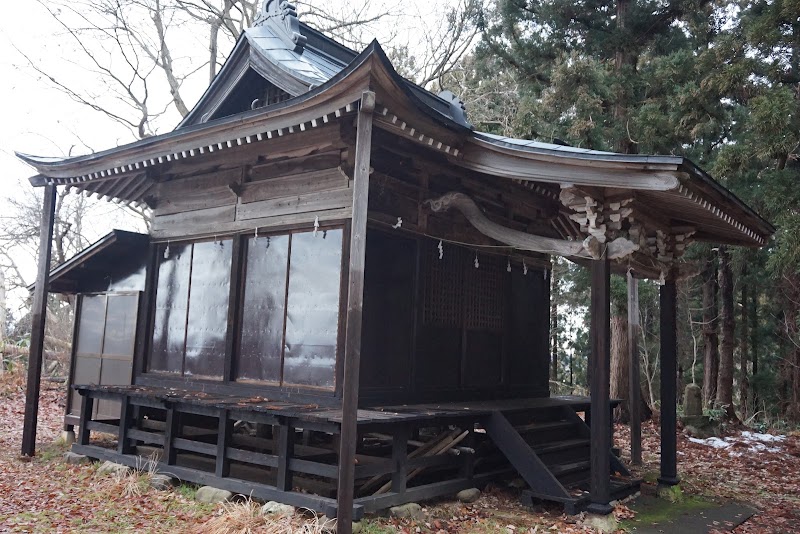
659;278;680;486
588;254;612;515
627;273;642;465
21;183;56;457
336;91;375;534
484;411;570;499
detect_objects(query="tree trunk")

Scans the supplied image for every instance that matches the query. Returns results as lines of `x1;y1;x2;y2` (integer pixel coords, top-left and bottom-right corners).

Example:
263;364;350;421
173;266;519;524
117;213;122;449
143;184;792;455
740;269;749;417
716;246;738;421
751;284;758;410
613;0;637;154
611;315;630;423
702;258;719;409
550;266;558;383
0;269;5;346
783;277;800;422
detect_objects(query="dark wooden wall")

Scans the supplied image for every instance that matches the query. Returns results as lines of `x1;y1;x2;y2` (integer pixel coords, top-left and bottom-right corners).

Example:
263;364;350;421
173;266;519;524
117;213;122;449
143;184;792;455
359;228;551;405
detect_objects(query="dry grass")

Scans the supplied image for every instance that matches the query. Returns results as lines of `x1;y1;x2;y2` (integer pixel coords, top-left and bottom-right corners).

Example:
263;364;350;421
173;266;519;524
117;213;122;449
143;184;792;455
198;500;338;534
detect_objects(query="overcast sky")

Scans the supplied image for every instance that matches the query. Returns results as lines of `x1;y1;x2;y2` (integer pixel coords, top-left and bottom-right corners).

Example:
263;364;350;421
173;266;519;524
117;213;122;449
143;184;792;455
0;0;469;316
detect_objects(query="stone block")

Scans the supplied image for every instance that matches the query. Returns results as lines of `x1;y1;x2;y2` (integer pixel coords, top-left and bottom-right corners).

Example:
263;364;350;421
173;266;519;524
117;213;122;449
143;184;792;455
195;486;233;503
261;501;295;515
456;487;481;503
97;460;129;477
148;473;174;490
63;451;89;465
389;502;423;520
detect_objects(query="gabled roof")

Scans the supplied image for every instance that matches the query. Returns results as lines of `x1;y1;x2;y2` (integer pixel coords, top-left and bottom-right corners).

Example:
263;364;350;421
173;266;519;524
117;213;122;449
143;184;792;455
179;1;471;130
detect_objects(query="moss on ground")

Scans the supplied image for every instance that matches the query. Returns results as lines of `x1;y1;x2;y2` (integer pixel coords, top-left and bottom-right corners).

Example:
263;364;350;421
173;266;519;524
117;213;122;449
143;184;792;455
620;494;715;531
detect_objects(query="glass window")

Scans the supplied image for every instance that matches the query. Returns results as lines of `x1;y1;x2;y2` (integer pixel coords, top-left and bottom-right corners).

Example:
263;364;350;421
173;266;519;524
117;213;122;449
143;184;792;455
102;294;139;356
150;243;191;373
237;235;289;382
283;229;343;388
149;240;231;378
76;295;107;355
184;240;232;378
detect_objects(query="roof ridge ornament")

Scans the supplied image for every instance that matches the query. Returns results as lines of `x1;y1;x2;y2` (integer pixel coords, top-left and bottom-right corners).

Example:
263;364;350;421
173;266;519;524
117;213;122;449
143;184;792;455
255;0;307;52
437;90;472;128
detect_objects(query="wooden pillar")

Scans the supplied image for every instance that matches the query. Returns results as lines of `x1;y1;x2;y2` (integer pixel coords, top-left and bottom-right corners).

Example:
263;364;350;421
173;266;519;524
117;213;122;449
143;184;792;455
391;424;409;494
216;409;233;478
336;90;375;534
627;273;642;465
588;254;612;515
659;278;680;486
21;183;56;457
117;395;134;454
276;421;295;491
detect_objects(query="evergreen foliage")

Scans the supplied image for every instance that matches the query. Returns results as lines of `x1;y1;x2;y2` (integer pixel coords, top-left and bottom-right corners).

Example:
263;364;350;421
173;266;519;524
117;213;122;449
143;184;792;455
469;0;800;423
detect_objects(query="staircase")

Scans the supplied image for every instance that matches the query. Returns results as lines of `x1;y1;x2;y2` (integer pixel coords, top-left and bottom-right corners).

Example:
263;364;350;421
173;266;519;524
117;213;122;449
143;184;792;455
483;406;640;514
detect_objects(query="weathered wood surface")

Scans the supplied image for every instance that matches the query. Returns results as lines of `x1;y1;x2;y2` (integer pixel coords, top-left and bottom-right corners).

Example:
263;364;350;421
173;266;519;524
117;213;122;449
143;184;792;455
151;207;353;240
588;255;613;514
241;168;349;203
153;205;237;233
247;151;344;183
236;186;352;221
658;278;680;486
627;273;642;465
153;168;242;216
337;91;375;534
21;183;56;457
150;163;353;239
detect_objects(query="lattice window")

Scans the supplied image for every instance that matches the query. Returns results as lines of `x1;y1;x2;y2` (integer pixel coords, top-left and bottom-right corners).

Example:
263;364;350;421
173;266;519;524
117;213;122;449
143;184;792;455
464;254;505;331
423;243;464;327
422;242;506;331
265;85;291;106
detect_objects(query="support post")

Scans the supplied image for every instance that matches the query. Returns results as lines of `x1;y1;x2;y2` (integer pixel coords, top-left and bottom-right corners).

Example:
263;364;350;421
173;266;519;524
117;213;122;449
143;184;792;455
588;254;612;515
77;394;94;445
627;273;642;465
336;91;375;534
117;395;133;454
276;421;295;491
164;406;178;465
391;424;409;494
21;183;56;457
216;409;233;478
659;278;680;486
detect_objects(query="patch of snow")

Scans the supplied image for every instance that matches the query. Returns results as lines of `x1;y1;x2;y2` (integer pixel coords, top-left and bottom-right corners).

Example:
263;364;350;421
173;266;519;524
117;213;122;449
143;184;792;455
689;436;731;448
689;430;786;456
740;431;785;443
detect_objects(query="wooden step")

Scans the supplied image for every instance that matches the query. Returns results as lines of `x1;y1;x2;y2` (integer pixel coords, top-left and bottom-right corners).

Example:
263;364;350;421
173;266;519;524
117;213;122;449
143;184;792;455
549;460;590;478
515;420;573;433
517;420;578;443
534;438;589;455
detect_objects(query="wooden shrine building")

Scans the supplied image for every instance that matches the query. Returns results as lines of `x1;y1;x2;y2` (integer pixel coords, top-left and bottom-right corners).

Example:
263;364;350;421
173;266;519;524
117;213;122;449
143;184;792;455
17;1;774;532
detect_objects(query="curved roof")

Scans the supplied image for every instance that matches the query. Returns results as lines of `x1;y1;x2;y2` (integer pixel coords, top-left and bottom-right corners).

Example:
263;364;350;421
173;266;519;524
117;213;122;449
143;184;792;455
16;2;774;249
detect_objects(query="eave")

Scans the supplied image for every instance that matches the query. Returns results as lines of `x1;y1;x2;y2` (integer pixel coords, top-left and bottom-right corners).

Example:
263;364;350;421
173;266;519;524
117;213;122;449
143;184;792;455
27;230;149;294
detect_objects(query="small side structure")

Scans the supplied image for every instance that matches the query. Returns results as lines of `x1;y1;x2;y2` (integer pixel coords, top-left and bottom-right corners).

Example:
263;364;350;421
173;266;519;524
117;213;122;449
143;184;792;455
18;2;774;532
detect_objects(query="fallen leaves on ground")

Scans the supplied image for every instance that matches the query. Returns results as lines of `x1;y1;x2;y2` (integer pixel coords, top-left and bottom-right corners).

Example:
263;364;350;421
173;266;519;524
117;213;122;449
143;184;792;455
1;367;798;533
616;418;800;533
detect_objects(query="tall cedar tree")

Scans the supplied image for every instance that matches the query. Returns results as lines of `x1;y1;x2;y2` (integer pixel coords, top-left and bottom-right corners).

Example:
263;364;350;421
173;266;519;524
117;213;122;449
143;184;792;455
474;0;729;415
711;0;800;420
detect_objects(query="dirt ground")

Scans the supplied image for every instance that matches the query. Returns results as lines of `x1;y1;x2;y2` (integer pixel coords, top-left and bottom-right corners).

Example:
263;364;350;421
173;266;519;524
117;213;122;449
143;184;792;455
1;370;798;533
